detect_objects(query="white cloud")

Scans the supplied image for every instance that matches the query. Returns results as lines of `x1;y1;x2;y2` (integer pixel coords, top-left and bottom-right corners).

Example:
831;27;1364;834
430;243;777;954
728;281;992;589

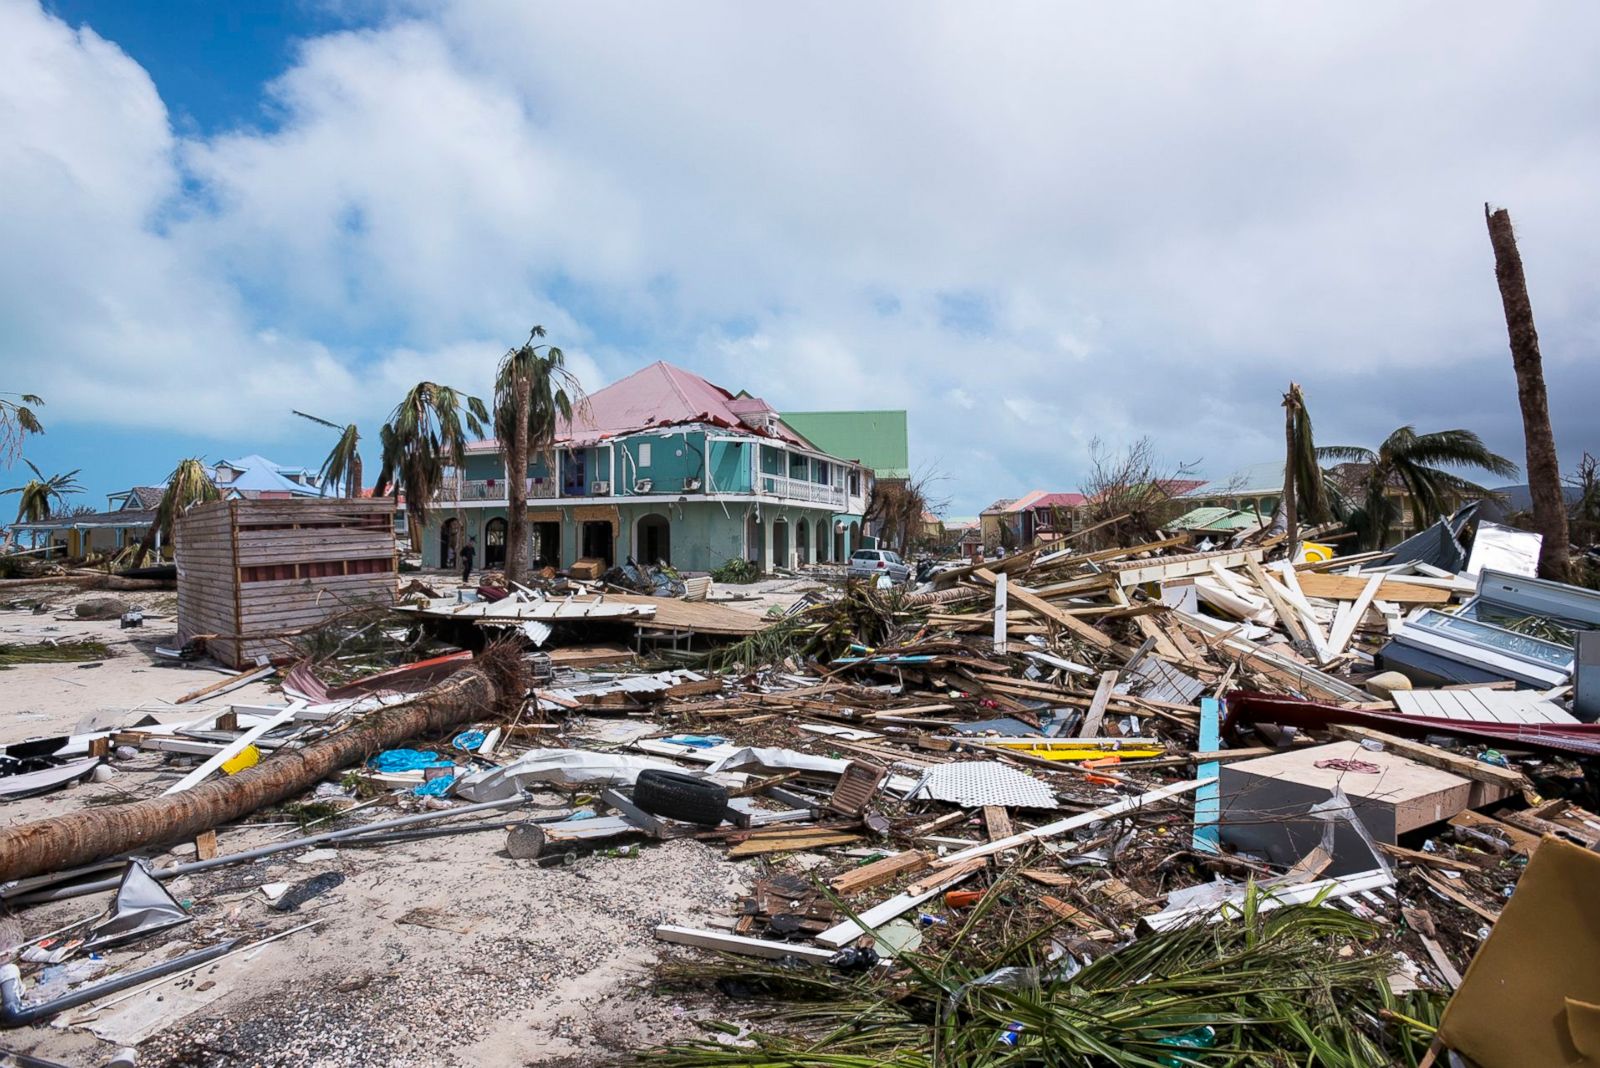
2;0;1599;510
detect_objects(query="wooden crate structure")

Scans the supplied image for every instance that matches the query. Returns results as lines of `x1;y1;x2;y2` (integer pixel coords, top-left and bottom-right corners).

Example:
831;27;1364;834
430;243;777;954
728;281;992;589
176;498;397;668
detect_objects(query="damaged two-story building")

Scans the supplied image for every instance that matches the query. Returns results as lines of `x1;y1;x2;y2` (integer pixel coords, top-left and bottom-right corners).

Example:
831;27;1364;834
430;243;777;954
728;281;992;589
421;361;880;575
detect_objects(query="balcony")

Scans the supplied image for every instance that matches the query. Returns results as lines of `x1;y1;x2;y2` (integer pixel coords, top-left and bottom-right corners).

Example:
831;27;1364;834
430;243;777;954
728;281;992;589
758;474;846;509
437;477;560;503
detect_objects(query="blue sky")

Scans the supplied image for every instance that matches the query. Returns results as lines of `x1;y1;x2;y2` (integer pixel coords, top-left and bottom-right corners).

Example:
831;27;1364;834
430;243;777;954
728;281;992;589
6;1;1600;517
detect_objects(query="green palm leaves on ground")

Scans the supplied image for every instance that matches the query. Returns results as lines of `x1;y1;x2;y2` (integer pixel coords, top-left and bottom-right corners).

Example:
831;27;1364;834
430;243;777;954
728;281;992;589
647;886;1441;1067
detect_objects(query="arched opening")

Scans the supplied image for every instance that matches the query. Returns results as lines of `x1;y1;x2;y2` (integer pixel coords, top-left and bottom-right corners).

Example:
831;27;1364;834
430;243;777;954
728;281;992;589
772;518;789;571
795;518;810;565
484;517;507;569
440;518;460;569
746;513;763;571
637;513;671;565
847;521;860;558
815;519;828;562
833;520;845;562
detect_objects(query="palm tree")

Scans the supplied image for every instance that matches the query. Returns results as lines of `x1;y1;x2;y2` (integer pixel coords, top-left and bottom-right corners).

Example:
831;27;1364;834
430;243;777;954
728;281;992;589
1486;205;1572;582
294;411;363;498
3;461;82;523
1320;428;1518;549
1280;382;1330;547
131;458;221;565
373;383;489;550
0;392;44;467
495;327;583;582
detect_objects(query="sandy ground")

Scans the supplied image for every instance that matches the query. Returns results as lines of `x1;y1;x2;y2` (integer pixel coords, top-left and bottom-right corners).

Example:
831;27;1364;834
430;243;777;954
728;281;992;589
0;580;777;1066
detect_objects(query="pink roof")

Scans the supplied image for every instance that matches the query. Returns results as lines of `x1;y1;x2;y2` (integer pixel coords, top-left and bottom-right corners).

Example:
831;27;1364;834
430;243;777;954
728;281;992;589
1026;492;1086;510
1002;489;1050;513
469;361;808;451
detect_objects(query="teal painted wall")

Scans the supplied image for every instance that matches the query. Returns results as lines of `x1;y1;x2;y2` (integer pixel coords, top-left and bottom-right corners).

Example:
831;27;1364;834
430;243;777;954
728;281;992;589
708;440;751;492
462;454;503;480
616;431;704;494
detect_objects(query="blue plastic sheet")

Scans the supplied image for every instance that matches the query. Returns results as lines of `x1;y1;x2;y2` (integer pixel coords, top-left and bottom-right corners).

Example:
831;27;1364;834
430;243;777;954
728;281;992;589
412;775;455;797
368;749;453;773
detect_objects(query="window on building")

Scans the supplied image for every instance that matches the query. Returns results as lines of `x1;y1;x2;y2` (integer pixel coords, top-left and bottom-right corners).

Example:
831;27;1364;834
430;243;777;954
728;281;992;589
638;442;652;467
848;470;861;495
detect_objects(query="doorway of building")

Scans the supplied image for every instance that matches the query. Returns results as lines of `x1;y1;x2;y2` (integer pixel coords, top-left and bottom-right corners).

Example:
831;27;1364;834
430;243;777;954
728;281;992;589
772;518;789;570
833;521;845;562
484;518;507;569
637;513;671;565
795;518;810;565
531;521;561;569
816;521;828;563
440;518;460;569
580;520;614;566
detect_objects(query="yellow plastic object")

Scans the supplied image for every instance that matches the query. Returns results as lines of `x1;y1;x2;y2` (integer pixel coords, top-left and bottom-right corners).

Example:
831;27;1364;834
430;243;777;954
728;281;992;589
221;744;261;775
1297;541;1335;564
978;743;1164;762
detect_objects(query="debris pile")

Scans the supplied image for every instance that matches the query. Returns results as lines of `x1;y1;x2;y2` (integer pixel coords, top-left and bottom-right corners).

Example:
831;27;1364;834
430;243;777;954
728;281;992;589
0;530;1594;1065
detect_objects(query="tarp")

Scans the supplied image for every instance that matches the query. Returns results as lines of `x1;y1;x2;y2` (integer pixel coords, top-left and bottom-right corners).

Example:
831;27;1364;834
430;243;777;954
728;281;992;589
84;862;191;951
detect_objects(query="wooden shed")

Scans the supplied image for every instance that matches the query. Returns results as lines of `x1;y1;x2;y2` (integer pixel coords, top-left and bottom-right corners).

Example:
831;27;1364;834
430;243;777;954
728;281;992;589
176;498;398;668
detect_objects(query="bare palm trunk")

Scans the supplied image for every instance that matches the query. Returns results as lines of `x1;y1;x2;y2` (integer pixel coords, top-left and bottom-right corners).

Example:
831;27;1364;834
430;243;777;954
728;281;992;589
0;648;525;881
1486;205;1571;582
506;370;532;583
350;452;363;499
1282;385;1299;550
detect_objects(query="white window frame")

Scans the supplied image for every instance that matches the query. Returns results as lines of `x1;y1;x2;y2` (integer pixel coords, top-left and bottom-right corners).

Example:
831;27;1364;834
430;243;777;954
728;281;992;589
638;442;652;468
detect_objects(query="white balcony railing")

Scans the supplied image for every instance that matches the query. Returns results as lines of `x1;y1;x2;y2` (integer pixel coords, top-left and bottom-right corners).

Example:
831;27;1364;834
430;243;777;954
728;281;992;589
759;474;846;509
437;477;560;502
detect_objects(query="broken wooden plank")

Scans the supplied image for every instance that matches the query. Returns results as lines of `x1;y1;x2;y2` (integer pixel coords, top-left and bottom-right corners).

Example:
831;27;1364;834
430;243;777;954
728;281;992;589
1321;572;1384;662
1418;869;1502;924
1448;811;1540;858
162;706;299;796
973;567;1115;650
982;806;1014;842
935;778;1213;867
815;863;981;947
992;572;1008;656
727;830;862;857
828;851;931;895
1244;557;1309;644
175;665;275;706
1295;571;1452;605
1078;671;1119;738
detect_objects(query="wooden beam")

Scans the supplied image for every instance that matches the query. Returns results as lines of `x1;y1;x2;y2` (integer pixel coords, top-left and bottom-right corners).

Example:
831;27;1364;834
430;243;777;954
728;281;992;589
1327;726;1528;790
654;925;837;963
829;851;931;894
973;568;1115;650
1244;558;1308;643
162;706;299;796
1078;671;1119;738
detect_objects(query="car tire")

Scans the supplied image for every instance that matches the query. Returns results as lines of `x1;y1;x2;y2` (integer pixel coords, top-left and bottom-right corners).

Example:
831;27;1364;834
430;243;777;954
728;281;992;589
632;769;729;826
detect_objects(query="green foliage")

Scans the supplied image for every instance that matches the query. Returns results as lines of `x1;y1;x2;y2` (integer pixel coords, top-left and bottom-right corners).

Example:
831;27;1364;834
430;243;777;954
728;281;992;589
0;391;44;466
645;890;1443;1067
2;460;82;522
1322;426;1519;549
494;326;584;466
0;639;112;666
711;557;760;583
373;382;489;531
1283;382;1331;527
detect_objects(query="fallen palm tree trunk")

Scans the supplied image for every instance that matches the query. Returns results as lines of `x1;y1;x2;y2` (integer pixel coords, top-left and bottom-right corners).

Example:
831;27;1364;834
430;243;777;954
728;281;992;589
0;643;528;883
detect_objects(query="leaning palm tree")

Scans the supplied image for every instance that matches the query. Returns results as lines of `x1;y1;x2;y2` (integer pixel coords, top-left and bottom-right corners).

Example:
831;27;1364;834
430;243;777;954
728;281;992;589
3;461;82;523
294;410;363;498
130;458;221;565
372;383;489;549
495;327;584;582
1280;382;1331;547
1320;427;1518;549
0;392;44;467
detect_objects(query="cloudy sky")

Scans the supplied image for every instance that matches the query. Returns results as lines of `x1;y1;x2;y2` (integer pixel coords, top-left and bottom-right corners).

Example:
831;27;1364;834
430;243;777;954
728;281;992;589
4;0;1598;515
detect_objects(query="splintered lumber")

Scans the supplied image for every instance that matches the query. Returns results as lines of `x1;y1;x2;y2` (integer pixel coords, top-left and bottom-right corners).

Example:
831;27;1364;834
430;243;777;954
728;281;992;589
816;862;981;947
175;665;275;706
1321;573;1384;661
1327;725;1529;790
992;572;1008;655
1039;895;1109;934
654;925;837;963
972;568;1115;650
1078;671;1119;738
0;647;526;882
1244;558;1308;644
1294;571;1451;605
983;806;1014;841
829;851;931;894
1449;811;1541;858
935;778;1214;867
728;829;862;856
1418;869;1502;924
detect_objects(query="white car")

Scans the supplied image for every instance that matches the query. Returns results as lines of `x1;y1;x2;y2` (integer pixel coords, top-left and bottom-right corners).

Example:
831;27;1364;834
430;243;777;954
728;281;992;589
847;548;911;584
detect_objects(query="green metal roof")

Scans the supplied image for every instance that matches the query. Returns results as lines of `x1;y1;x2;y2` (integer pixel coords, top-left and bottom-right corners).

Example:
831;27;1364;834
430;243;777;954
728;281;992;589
1170;506;1266;533
781;410;910;480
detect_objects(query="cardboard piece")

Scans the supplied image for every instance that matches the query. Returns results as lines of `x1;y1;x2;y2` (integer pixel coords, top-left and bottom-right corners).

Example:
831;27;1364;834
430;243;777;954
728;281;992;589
1439;835;1600;1067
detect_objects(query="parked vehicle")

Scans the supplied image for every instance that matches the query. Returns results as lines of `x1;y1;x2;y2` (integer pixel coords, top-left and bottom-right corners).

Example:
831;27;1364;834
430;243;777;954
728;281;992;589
847;548;911;584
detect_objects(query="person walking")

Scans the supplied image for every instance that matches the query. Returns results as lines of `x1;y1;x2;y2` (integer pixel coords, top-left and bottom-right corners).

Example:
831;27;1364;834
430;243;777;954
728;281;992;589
460;536;477;585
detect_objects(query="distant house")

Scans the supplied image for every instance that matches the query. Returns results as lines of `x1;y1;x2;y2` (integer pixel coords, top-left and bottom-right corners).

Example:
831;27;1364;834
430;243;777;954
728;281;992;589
423;361;874;574
8;455;338;559
1176;461;1285;520
978;490;1089;551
